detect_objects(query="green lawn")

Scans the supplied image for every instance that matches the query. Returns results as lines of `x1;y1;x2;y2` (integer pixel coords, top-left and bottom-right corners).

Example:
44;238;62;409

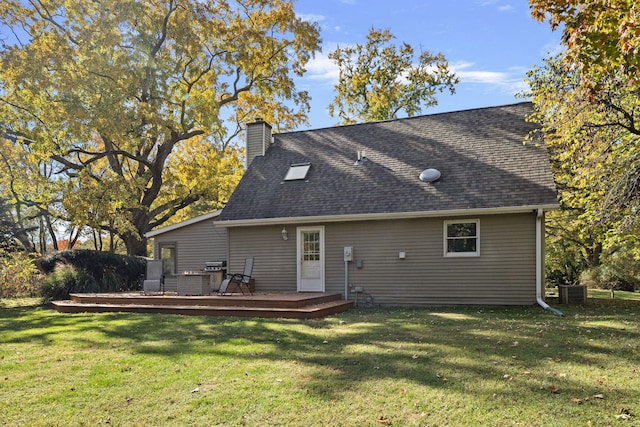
1;292;639;426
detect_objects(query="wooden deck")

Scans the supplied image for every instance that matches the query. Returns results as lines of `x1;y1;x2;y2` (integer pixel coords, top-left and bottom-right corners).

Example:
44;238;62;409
51;292;353;319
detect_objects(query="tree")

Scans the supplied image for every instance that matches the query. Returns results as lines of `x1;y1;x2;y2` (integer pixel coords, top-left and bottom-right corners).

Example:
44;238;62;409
527;1;640;288
327;28;458;125
528;0;640;236
530;0;640;90
0;132;60;253
525;57;640;235
0;197;20;252
524;54;640;285
0;0;321;255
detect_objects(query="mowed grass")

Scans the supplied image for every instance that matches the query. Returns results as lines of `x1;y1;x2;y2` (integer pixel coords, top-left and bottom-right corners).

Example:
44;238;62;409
1;293;639;426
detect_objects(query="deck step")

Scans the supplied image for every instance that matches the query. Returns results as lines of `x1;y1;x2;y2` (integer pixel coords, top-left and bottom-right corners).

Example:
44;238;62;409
51;294;353;319
68;292;343;309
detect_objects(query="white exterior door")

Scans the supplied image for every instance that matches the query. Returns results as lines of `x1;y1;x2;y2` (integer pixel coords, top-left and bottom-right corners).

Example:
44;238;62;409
297;226;325;292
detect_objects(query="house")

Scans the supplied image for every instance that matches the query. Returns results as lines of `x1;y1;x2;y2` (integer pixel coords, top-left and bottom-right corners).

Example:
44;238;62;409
144;210;227;292
217;102;559;306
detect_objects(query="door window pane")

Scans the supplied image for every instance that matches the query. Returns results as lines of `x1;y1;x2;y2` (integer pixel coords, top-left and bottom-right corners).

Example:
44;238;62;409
303;231;320;261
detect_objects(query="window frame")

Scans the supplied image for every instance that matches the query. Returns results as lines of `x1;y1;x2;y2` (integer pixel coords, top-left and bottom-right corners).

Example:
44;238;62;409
159;242;177;276
443;219;480;257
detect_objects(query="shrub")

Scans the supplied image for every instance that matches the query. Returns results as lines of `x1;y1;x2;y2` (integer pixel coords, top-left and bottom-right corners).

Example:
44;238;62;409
38;250;145;301
0;250;42;297
580;265;638;292
40;265;99;302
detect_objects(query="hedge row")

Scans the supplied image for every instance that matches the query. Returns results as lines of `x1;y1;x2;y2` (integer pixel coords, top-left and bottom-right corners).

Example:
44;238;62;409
37;250;146;301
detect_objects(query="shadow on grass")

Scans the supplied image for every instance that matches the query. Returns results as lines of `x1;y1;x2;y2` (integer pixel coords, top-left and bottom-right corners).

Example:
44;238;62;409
2;299;639;404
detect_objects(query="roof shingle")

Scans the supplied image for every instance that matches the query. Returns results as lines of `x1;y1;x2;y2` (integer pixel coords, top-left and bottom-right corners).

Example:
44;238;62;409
219;102;558;223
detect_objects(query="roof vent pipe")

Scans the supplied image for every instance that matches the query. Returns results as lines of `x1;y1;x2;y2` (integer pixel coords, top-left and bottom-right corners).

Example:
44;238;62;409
354;150;368;166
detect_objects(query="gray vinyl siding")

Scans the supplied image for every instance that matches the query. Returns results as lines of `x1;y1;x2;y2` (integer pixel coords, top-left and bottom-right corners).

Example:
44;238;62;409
227;225;298;292
227;212;538;305
246;121;271;167
152;220;227;292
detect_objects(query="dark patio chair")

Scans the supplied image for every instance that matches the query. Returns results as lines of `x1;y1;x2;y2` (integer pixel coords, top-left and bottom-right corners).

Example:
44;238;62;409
142;259;164;295
216;257;254;295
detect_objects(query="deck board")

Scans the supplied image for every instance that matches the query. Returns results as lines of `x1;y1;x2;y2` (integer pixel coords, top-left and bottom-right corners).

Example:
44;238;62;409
51;292;353;319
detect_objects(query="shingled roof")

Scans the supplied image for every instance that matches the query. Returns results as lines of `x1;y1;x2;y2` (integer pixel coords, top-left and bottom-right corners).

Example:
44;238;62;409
218;102;558;225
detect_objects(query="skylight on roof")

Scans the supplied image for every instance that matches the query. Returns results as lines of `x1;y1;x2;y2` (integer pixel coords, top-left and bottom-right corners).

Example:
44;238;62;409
284;162;311;181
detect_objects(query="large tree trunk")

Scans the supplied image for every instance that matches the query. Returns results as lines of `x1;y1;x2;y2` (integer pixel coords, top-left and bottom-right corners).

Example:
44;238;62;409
122;231;147;257
585;241;602;268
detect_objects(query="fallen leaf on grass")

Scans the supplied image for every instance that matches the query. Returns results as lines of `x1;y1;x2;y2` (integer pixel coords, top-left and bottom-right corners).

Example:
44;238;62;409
377;415;390;423
618;408;632;416
593;394;604;399
571;398;583;404
191;387;200;393
548;385;560;394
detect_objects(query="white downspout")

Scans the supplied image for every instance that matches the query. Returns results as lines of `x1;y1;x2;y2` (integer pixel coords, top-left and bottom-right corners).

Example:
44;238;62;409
344;260;349;301
536;209;563;316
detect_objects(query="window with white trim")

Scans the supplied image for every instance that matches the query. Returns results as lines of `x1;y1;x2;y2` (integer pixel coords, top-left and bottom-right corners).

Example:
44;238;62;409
444;220;480;257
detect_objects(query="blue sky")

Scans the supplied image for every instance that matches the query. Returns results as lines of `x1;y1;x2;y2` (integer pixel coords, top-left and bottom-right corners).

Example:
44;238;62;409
293;0;563;130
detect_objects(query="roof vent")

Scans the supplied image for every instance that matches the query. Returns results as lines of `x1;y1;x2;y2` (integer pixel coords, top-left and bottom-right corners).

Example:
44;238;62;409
354;150;368;166
419;168;441;183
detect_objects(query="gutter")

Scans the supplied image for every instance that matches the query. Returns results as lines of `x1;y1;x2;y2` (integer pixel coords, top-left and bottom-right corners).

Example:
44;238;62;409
215;204;561;228
536;208;563;317
144;210;222;238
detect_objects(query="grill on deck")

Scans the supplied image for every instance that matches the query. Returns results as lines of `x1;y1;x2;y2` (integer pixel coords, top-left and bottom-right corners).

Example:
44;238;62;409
203;260;226;273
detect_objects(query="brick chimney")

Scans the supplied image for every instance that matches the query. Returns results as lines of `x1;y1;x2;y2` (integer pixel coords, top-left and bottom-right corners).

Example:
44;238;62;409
245;118;272;168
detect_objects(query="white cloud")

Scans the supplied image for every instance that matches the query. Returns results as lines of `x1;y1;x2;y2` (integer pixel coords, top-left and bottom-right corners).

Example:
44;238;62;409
297;13;325;23
451;61;527;94
478;1;514;12
304;52;340;83
302;57;530;95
